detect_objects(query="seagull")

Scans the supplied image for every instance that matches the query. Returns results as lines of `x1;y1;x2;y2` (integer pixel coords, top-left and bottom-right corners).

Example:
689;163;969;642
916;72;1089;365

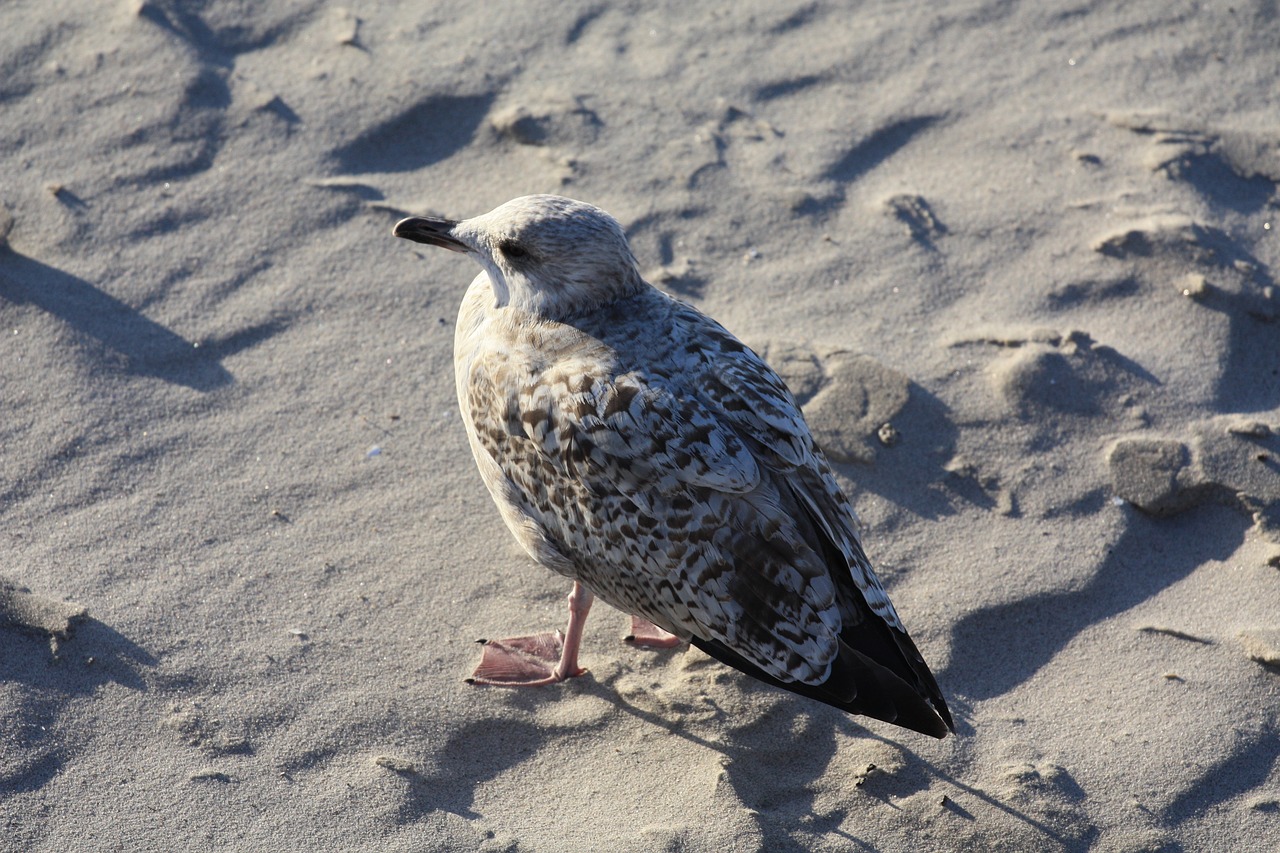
394;195;954;738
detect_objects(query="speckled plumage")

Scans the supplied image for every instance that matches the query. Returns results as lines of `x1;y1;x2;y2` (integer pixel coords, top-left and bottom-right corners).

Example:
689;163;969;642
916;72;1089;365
395;195;953;738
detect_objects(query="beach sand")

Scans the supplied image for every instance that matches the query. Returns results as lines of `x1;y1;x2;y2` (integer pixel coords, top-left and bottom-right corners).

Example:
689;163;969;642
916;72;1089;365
2;1;1278;850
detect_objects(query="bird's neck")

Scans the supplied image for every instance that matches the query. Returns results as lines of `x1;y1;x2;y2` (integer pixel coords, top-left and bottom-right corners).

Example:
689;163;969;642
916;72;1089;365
501;269;649;323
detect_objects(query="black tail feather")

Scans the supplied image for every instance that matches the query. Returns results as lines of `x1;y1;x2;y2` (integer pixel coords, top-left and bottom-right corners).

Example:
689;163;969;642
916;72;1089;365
689;633;953;739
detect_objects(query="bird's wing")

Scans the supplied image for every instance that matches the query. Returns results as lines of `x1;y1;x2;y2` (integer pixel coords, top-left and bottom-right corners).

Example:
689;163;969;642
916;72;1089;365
518;365;762;498
697;345;906;631
695;346;951;731
466;353;844;684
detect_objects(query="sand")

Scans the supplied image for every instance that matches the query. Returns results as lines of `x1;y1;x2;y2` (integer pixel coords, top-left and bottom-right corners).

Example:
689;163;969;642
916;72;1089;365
2;1;1278;851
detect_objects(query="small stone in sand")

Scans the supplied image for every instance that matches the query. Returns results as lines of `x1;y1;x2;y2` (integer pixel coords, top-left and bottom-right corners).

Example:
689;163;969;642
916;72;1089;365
1107;437;1195;516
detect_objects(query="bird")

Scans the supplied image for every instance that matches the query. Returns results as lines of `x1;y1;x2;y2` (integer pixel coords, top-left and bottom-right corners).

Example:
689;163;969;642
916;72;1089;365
393;195;954;738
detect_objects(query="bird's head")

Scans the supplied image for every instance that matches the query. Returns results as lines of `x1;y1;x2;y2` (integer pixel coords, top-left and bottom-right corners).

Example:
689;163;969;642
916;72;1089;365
394;195;645;319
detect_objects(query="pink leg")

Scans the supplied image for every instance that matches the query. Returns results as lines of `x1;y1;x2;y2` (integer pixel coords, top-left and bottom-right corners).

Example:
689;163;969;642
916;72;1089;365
468;581;595;687
625;616;683;648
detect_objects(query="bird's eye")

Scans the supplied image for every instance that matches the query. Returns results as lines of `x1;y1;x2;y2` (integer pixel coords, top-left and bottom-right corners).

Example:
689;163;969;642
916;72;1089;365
499;240;529;260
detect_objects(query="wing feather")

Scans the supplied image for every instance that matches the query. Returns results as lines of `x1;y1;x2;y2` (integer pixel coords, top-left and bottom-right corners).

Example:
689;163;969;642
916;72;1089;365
523;368;761;497
471;350;846;683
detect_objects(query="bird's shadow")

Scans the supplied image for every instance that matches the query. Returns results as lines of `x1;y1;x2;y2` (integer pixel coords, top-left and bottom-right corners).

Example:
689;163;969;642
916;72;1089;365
394;671;1070;851
0;250;278;391
600;688;1077;851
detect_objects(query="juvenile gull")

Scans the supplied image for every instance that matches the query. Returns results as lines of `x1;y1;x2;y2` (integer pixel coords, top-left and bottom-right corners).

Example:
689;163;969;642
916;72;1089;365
394;195;954;738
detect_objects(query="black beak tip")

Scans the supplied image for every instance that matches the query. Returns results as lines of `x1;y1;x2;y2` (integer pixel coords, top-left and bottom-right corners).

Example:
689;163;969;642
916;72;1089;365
391;217;425;240
393;216;468;252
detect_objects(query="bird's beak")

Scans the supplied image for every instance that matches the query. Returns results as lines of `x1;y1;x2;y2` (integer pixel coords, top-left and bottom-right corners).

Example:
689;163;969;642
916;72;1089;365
393;216;470;253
